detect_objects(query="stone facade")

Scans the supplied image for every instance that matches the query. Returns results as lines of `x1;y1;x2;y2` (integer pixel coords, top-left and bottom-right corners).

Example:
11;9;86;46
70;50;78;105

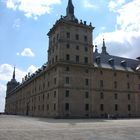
5;0;140;118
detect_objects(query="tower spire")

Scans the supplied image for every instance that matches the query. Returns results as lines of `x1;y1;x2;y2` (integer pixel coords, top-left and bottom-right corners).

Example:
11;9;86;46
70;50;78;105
102;38;108;55
12;66;15;80
66;0;76;21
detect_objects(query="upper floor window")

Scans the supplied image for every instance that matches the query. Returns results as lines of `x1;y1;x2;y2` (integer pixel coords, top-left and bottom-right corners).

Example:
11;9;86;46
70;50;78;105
76;45;79;50
66;54;70;61
85;57;88;64
66;44;70;48
128;104;131;111
114;72;117;77
66;77;70;84
127;74;129;78
65;103;69;111
85;104;89;111
85;92;89;98
100;92;104;99
85;79;89;86
85;47;88;52
127;82;130;89
65;90;69;97
54;91;56;98
128;94;130;100
75;34;79;40
100;104;104;111
76;55;79;63
114;81;117;89
115;104;118;111
84;36;87;42
66;32;70;39
66;66;70;71
114;93;118;100
100;80;104;88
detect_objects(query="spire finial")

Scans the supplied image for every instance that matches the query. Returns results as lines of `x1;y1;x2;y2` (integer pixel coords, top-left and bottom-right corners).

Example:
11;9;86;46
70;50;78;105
12;66;15;80
102;38;108;55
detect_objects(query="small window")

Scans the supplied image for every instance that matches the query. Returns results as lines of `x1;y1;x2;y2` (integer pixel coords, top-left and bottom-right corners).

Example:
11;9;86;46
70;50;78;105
76;55;79;63
100;104;104;111
115;104;118;111
85;69;89;73
100;80;104;88
66;54;70;61
127;74;129;78
85;104;89;111
47;93;49;99
54;78;57;85
54;104;56;111
84;36;87;42
139;84;140;90
66;44;70;48
85;47;88;52
65;103;69;111
114;72;117;77
100;92;104;99
85;57;88;64
127;83;130;89
114;93;118;100
47;104;49;110
66;77;70;84
85;79;89;86
54;91;56;98
85;92;89;98
65;90;69;97
66;66;70;71
67;32;70;38
128;104;131;111
75;34;79;40
100;71;103;75
114;81;117;89
55;56;58;61
128;94;130;100
76;45;79;50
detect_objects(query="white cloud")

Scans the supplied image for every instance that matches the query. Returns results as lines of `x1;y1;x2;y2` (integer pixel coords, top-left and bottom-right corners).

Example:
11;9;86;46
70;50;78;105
17;48;35;57
13;18;21;29
6;0;61;19
108;0;125;11
95;0;140;59
83;0;98;9
0;63;38;112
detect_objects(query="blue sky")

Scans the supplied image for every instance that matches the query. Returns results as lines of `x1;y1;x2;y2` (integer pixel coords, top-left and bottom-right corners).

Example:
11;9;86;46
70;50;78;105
0;0;140;112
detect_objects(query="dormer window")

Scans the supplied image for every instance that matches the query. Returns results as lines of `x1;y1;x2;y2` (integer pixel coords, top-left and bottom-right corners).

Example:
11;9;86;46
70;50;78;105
96;56;100;64
108;58;114;66
121;60;127;67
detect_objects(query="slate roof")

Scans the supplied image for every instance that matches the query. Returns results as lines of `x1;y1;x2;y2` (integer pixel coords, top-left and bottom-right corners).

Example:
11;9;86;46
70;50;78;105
93;52;139;72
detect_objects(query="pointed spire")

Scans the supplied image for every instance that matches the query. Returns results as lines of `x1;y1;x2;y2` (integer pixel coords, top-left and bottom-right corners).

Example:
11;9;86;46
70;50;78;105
65;0;76;21
12;66;15;80
102;38;108;55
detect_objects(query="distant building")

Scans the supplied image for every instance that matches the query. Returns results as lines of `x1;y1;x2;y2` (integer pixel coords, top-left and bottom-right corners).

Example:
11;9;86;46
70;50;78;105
5;0;140;118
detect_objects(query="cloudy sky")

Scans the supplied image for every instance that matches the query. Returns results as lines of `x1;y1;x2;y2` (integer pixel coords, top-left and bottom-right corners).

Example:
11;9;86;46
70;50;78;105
0;0;140;112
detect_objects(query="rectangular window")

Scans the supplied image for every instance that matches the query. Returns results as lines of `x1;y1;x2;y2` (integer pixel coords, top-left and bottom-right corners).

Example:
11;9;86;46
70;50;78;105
54;104;56;111
100;104;104;111
75;34;79;40
84;57;88;64
76;55;79;63
84;36;87;42
128;104;131;111
114;93;118;100
65;90;69;97
100;92;104;99
100;80;104;88
85;104;89;111
115;104;118;111
76;45;79;50
128;94;130;100
47;104;49;111
114;81;117;89
85;47;88;52
54;91;56;98
66;77;70;84
66;66;70;71
66;43;70;48
139;84;140;90
66;32;70;38
127;83;130;89
54;78;57;85
65;103;69;111
85;92;89;98
47;93;49;99
66;54;70;61
85;79;89;86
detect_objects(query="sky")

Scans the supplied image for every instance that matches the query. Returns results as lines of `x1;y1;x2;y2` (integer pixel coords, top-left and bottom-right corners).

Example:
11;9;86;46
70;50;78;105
0;0;140;112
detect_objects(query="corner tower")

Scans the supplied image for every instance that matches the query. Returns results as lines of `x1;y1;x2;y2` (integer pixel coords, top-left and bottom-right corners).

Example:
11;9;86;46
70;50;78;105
47;0;95;118
6;67;19;95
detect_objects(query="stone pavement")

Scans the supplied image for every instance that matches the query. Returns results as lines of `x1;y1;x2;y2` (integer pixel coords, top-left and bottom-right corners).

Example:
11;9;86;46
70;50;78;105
0;115;140;140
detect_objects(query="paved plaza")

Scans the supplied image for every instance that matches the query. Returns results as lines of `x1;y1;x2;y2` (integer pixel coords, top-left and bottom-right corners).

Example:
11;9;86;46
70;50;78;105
0;115;140;140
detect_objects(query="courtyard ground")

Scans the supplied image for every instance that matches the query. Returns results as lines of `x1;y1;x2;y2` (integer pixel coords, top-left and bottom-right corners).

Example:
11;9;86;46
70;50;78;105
0;115;140;140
